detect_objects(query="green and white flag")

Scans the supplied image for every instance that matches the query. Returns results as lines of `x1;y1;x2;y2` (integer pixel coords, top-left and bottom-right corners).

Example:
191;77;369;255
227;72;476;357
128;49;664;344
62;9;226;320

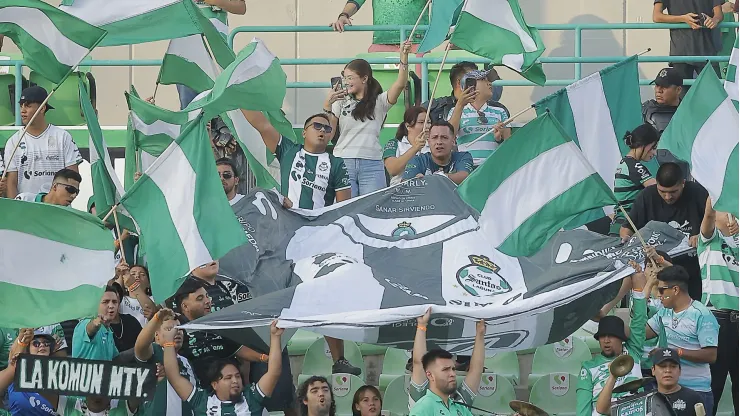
0;198;115;327
449;0;546;85
158;34;221;94
0;0;105;84
725;36;738;110
183;38;287;118
119;114;248;302
660;65;739;217
457;112;616;257
535;56;649;227
418;0;463;53
124;88;188;189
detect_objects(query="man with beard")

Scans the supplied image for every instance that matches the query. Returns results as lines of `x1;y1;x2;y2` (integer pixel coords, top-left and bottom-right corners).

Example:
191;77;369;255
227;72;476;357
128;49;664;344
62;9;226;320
576;267;655;416
161;319;284;416
402;121;473;185
409;349;472;416
297;376;336;416
217;157;246;206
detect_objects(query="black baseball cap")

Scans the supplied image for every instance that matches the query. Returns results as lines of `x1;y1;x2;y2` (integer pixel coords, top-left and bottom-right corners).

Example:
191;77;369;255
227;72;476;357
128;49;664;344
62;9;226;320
651;348;681;366
19;85;54;110
650;68;683;88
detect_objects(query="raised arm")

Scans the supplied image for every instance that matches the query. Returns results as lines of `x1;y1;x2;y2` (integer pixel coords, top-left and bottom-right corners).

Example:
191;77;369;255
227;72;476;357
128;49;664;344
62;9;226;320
387;42;412;106
122;264;158;321
464;320;486;393
447;88;477;134
384;131;428;176
701;197;716;239
256;321;284;397
160;321;195;401
330;1;360;32
411;308;430;386
134;309;175;362
595;373;617;415
203;0;246;15
241;109;281;154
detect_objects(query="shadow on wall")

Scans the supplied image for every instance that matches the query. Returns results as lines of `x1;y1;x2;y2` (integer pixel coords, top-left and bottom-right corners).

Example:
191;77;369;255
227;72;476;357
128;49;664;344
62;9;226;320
531;14;648;105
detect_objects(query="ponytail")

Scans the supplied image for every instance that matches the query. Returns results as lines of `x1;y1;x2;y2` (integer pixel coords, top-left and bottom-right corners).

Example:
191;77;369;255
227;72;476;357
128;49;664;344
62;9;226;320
395;106;427;141
624;123;659;149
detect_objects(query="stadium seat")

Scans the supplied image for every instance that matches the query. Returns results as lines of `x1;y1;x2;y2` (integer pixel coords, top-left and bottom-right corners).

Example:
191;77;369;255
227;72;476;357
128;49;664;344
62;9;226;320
425;50;484;100
528;336;592;388
287;329;321;356
571;327;602;354
331;374;365;416
0;53;29;126
716;376;735;416
298;338;366;385
470;373;517;415
484;352;520;386
379;348;411;391
358;343;388;356
29;67;93;126
353;52;411;124
381;375;411;416
529;372;578;416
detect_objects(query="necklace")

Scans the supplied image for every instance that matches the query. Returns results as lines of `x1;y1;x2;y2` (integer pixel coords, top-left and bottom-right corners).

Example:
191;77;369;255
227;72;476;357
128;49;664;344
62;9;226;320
670;308;688;329
111;318;124;340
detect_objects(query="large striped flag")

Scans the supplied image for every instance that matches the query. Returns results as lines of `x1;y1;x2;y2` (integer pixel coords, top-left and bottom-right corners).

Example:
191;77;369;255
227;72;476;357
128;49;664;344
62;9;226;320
418;0;464;53
725;36;739;110
119;114;248;302
449;0;546;85
0;0;105;84
660;65;739;217
457;112;616;256
534;56;651;227
158;35;221;94
0;198;116;327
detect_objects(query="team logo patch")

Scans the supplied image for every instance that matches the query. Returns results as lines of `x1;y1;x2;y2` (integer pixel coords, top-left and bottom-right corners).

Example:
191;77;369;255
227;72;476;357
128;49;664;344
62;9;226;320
392;221;416;237
456;255;511;297
659;69;668;77
318;161;329;171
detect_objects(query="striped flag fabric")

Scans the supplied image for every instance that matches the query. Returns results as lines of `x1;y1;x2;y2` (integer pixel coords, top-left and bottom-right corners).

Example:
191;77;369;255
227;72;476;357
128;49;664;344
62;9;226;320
0;198;115;327
158;35;221;94
725;36;738;110
534;56;651;227
119;114;248;302
449;0;546;85
0;0;105;84
457;112;617;256
660;65;739;217
418;0;464;53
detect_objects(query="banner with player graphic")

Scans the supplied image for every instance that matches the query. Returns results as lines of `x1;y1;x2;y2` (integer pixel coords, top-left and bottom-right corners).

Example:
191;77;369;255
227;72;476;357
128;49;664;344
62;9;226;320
186;176;692;354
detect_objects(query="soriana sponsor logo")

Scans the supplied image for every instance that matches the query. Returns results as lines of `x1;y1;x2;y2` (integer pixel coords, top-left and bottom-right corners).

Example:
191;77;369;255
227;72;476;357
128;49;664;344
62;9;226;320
549;373;570;397
333;374;351;397
553;336;574;358
479;373;497;397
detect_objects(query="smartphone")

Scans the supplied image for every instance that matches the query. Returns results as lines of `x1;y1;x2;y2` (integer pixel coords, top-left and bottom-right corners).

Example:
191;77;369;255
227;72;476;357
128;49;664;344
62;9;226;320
698;13;708;25
464;77;477;92
330;76;343;90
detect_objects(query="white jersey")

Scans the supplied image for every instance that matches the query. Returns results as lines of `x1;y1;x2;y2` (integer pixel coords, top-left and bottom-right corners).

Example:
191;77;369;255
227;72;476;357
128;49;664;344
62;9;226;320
120;295;154;327
3;124;83;194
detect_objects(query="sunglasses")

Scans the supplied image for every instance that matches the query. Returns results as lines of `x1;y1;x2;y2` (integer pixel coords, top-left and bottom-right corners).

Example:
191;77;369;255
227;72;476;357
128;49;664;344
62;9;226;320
32;340;51;348
219;172;234;180
309;122;333;134
55;183;79;195
477;111;489;125
657;285;677;294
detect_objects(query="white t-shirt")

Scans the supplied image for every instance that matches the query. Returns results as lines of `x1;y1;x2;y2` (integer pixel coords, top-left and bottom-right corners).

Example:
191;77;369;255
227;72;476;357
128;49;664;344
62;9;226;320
3;124;83;194
331;91;393;160
229;193;245;206
120;295;155;327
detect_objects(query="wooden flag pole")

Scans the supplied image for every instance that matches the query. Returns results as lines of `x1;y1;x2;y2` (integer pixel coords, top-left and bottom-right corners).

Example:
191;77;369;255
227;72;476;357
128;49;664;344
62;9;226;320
618;204;658;269
407;0;431;43
112;207;127;262
466;105;534;147
152;83;160;102
102;204;117;223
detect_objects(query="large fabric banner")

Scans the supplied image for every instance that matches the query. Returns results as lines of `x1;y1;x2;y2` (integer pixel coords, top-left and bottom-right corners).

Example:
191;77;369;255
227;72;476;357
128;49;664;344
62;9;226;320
184;176;691;354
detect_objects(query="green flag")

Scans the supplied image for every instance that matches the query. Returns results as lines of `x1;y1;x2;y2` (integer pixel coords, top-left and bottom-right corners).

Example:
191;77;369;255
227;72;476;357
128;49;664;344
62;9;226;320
418;0;464;53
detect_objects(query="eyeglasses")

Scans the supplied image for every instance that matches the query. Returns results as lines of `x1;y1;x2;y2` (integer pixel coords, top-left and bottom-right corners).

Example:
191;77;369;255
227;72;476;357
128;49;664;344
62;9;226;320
54;183;79;195
657;285;677;294
310;122;333;134
477;111;489;125
219;172;234;180
32;340;51;348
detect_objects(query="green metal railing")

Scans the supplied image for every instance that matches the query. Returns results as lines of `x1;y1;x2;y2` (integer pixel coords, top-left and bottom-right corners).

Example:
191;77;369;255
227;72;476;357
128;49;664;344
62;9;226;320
6;21;738;126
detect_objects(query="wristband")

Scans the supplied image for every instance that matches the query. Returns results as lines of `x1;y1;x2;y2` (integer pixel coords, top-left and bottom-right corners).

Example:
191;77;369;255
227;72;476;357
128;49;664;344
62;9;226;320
338;12;350;19
128;283;141;293
17;339;29;347
417;325;427;332
161;342;176;348
260;354;268;363
677;348;684;357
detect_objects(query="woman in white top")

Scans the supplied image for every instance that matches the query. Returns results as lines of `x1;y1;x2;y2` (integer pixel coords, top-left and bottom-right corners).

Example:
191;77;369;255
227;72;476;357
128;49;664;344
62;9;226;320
120;264;158;327
324;41;412;197
382;106;430;186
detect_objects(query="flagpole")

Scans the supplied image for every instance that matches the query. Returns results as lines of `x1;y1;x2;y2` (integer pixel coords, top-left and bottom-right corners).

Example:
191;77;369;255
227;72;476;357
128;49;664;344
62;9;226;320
407;0;431;43
102;204;117;223
152;82;160;102
466;105;534;146
112;207;127;262
618;204;658;269
424;43;452;125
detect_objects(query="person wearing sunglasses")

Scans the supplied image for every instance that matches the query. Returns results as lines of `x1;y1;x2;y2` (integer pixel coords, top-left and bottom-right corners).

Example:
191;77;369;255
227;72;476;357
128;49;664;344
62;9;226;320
645;265;720;415
14;168;81;206
447;69;511;168
216;157;246;206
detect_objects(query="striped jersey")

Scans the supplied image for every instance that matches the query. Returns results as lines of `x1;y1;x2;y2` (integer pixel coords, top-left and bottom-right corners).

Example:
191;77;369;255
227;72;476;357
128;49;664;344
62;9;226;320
382;136;429;186
135;344;197;416
186;382;266;416
275;137;350;209
698;229;739;311
446;103;509;166
647;301;719;391
56;397;133;415
613;156;653;217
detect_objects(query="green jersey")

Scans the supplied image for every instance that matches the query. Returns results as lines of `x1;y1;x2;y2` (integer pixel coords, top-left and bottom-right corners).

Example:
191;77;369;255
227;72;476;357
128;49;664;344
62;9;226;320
57;397;133;416
698;229;739;311
577;295;648;416
135;344;197;416
408;379;476;410
186;382;266;416
410;388;473;416
275;137;350;209
0;327;17;370
446;103;509;166
351;0;428;45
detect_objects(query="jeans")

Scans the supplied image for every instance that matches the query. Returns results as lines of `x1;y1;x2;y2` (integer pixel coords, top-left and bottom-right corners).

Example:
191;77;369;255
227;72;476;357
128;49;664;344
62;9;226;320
698;390;715;416
710;310;739;416
176;84;199;110
344;158;387;197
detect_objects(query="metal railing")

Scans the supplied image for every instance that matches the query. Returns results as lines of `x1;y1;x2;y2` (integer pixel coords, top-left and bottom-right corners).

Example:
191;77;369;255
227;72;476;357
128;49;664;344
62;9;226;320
5;22;737;125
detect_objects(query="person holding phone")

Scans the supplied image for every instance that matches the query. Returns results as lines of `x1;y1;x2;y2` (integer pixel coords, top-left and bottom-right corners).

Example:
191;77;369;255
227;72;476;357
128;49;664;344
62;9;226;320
446;70;511;168
323;41;412;197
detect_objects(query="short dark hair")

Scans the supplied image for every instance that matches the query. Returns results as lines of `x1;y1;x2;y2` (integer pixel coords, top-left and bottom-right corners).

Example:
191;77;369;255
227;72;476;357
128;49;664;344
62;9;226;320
171;277;206;312
297;376;336;416
205;358;240;385
53;168;82;184
421;349;453;370
656;162;684;187
352;385;382;416
450;61;478;89
430;120;455;137
215;157;239;177
105;283;123;302
657;265;690;292
304;113;330;129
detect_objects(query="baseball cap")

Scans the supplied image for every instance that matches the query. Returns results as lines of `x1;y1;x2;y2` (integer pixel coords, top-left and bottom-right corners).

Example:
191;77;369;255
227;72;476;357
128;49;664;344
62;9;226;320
650;68;683;87
460;69;492;88
32;328;57;351
19;85;54;110
651;348;681;366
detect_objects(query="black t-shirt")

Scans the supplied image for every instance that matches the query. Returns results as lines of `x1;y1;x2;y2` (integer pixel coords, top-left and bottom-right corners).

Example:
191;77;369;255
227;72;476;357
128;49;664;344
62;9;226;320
110;313;143;353
623;181;708;237
177;314;242;385
655;0;722;57
662;386;703;416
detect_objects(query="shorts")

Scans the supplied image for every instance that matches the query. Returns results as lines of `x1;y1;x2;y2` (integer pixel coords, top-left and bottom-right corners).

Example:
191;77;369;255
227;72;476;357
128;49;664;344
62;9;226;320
250;348;296;411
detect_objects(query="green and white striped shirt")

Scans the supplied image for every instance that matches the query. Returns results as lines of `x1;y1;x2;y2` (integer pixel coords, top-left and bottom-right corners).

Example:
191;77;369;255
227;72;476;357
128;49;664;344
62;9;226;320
446;103;509;166
187;383;266;416
698;229;739;311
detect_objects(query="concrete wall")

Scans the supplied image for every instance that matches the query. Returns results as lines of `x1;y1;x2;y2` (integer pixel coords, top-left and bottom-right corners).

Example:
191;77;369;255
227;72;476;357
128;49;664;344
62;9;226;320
4;0;673;126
